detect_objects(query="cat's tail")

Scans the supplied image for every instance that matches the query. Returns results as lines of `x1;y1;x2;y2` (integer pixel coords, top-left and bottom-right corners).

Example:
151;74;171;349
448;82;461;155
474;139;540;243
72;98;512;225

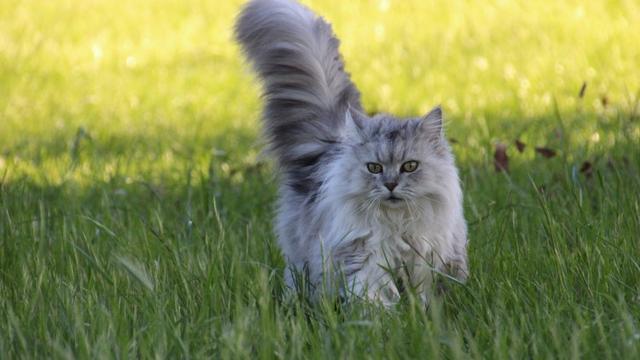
235;0;361;192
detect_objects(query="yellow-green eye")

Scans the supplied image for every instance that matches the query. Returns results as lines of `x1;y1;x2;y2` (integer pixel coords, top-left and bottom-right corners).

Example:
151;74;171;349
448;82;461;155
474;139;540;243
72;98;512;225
401;161;419;173
366;162;383;174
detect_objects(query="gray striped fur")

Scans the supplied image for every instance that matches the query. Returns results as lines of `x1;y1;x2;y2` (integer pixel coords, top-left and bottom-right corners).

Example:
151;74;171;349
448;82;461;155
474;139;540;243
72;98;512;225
235;0;362;195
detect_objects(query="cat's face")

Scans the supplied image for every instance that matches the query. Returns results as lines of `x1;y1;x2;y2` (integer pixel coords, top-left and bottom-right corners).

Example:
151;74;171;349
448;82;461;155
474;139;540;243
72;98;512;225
337;107;455;209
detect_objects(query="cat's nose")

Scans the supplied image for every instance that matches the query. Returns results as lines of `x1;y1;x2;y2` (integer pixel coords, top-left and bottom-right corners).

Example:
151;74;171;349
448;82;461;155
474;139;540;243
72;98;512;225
384;182;398;191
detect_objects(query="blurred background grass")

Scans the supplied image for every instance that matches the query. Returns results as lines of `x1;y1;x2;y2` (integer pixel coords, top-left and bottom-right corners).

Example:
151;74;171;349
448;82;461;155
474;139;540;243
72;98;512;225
1;0;638;182
1;0;640;357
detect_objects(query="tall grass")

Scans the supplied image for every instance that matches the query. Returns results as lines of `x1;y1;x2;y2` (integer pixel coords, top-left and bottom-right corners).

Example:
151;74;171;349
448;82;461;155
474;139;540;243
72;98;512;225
1;0;639;357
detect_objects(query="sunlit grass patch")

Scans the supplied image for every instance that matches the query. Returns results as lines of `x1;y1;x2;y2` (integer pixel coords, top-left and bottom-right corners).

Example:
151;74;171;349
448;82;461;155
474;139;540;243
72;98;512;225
0;0;639;357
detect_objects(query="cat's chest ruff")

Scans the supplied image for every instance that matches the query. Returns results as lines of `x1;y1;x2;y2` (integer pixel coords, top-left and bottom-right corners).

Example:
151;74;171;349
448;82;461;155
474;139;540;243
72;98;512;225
365;217;432;256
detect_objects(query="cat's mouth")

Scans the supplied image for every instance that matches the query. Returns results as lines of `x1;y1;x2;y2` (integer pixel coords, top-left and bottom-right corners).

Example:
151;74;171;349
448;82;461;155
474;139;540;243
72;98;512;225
386;196;403;203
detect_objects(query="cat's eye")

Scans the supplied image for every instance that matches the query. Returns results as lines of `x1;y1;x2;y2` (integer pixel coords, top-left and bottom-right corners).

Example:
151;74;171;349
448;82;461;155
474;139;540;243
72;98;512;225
401;160;419;173
366;162;383;174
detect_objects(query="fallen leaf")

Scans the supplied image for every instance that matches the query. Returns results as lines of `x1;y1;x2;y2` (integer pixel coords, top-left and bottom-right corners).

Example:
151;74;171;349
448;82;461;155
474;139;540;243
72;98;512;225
515;139;526;153
535;147;557;158
494;143;509;172
579;82;587;98
580;161;593;177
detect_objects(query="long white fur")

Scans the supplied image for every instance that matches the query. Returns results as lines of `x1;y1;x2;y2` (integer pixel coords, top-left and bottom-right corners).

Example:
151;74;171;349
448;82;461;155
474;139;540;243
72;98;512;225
235;0;468;305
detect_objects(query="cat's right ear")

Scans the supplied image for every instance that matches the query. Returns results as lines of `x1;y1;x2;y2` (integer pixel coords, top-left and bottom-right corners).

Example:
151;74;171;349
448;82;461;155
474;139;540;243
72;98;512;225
343;107;367;141
420;105;445;142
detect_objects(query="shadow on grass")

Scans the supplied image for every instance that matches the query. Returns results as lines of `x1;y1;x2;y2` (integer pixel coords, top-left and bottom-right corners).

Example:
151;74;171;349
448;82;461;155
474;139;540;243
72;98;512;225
1;108;638;233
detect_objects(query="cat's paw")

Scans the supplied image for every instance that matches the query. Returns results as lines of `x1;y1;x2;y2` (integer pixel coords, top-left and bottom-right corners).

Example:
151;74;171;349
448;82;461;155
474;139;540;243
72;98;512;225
436;257;469;295
444;257;469;283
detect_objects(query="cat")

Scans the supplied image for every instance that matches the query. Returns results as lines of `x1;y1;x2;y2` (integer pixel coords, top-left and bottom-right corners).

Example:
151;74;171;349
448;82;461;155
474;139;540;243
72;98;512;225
235;0;468;306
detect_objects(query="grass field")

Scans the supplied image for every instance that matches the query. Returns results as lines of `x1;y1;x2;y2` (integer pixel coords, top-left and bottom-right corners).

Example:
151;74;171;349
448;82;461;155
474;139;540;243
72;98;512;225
1;0;640;357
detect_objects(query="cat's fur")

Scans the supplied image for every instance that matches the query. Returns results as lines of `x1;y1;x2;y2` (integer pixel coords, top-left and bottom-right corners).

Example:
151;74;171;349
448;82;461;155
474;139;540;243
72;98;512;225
235;0;468;305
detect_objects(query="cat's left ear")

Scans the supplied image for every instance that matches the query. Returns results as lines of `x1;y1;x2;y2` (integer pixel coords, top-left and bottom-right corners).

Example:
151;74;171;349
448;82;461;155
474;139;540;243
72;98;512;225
419;105;444;142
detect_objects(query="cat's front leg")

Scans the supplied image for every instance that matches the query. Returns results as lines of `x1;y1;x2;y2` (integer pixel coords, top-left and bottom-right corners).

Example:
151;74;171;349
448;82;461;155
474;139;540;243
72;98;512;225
443;255;469;282
435;254;469;296
341;258;400;307
446;217;470;282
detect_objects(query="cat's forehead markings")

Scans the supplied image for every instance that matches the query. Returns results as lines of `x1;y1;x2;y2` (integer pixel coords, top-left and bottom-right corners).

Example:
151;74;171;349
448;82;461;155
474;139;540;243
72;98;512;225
370;121;384;138
386;129;401;141
375;143;386;163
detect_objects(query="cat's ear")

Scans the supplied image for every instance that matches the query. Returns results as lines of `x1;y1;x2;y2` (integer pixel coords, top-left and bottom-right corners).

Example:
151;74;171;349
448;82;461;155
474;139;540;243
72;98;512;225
343;107;367;140
419;105;444;142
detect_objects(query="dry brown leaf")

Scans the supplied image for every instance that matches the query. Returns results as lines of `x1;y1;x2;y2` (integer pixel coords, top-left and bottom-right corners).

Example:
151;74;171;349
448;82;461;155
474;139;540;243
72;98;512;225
494;143;509;172
535;147;557;158
580;161;593;177
579;82;587;98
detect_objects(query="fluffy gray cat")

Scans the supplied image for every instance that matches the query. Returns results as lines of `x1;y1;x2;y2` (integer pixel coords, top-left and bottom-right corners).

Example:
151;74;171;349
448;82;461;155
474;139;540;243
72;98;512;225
235;0;468;305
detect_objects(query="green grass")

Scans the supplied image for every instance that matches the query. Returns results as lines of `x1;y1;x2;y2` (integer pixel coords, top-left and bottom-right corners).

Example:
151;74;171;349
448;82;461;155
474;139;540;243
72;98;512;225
1;0;640;357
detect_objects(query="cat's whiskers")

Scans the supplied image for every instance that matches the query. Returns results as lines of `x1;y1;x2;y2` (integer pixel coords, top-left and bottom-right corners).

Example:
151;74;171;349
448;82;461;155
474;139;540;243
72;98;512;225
405;199;420;222
422;193;445;206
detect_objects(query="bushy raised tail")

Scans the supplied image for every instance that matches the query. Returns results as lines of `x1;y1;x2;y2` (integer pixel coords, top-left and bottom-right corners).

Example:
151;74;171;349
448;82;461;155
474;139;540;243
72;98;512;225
235;0;362;194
